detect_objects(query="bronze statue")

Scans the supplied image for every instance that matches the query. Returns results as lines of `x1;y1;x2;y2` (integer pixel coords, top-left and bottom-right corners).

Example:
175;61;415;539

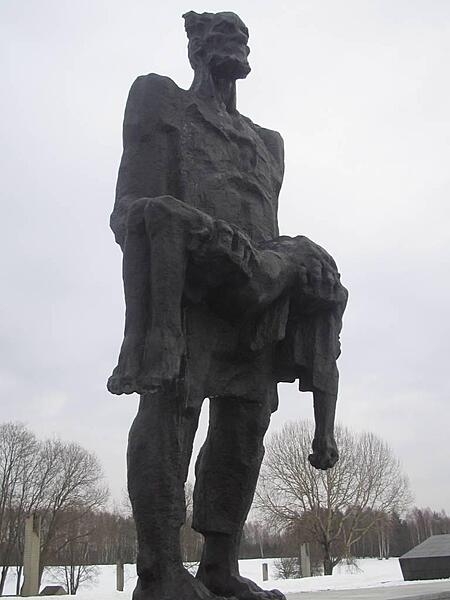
108;11;347;600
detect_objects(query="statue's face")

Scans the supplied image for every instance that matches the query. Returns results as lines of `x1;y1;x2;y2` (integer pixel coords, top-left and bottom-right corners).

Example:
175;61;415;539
204;13;250;80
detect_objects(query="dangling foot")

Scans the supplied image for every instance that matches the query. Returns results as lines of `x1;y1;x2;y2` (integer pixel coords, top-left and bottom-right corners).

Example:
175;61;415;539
133;568;234;600
107;333;145;395
197;566;285;600
138;326;186;393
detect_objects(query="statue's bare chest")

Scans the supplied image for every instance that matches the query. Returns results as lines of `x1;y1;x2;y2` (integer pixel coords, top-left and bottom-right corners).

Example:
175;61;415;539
178;101;281;242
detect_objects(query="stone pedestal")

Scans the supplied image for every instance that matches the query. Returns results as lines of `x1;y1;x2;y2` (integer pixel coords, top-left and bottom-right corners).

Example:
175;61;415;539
116;561;124;591
22;514;41;596
300;543;311;578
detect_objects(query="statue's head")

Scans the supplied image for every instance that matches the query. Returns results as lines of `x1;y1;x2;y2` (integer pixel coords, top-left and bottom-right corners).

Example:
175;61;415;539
183;11;250;80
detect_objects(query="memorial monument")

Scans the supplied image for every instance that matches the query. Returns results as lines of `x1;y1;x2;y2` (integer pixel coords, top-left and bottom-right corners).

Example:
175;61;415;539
107;11;347;600
399;534;450;581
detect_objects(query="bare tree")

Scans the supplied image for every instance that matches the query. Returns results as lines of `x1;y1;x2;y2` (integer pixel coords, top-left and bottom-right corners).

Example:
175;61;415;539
0;423;43;594
256;421;411;575
0;423;109;592
49;562;99;595
37;439;109;582
45;510;100;595
273;556;301;579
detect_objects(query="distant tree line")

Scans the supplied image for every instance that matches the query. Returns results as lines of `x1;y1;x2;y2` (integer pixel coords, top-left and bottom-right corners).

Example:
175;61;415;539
239;507;450;578
351;507;450;559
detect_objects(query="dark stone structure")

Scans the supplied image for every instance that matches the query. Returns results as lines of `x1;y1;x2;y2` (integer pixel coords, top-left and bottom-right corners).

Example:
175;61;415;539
107;10;347;600
40;586;67;596
400;535;450;581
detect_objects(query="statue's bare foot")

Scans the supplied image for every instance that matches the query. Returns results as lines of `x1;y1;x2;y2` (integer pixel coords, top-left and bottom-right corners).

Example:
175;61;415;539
197;568;285;600
308;434;339;470
107;333;144;395
139;326;186;392
133;568;234;600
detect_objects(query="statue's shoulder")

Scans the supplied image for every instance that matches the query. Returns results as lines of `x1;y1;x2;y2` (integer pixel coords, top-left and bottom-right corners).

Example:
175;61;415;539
243;117;284;168
256;125;284;164
125;73;185;122
129;73;183;99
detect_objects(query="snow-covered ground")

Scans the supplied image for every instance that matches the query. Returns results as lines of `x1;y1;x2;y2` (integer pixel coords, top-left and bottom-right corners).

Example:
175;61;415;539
2;557;446;597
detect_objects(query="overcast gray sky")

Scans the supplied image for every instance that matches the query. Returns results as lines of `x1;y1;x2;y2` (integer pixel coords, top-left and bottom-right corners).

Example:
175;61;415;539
1;0;449;511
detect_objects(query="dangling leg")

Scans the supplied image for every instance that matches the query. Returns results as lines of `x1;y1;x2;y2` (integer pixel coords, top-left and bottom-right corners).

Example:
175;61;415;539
194;397;285;600
138;196;217;391
108;199;151;395
109;195;215;395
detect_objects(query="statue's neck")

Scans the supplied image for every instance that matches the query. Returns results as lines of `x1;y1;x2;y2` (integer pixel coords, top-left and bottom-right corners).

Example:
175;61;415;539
190;68;237;113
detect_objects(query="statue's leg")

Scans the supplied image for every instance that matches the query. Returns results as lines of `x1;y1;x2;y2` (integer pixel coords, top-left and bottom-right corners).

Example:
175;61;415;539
128;389;226;600
193;398;285;600
108;199;151;395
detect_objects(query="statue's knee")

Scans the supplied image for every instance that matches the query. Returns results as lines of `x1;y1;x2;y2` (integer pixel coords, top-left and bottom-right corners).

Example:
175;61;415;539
143;195;178;219
145;196;213;235
125;197;151;230
127;196;179;233
128;197;149;215
136;196;178;234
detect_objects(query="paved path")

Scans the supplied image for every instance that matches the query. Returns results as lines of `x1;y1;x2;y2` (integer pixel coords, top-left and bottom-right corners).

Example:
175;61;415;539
285;580;450;600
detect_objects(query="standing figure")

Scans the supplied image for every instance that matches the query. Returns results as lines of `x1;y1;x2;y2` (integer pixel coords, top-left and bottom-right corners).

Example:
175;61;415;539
108;11;347;600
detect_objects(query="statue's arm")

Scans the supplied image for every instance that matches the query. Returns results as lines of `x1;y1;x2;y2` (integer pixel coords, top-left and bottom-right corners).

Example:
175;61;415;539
110;74;180;248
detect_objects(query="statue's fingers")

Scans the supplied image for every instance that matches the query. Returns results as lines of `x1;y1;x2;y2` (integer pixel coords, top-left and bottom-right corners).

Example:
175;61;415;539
315;243;338;270
322;268;337;300
216;220;234;236
230;232;244;260
241;244;255;276
232;230;252;261
298;265;308;288
215;219;234;250
308;261;323;296
335;280;349;306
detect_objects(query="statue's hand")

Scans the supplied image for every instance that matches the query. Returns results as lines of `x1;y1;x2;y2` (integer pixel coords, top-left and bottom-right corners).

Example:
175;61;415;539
294;236;347;308
308;434;339;470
